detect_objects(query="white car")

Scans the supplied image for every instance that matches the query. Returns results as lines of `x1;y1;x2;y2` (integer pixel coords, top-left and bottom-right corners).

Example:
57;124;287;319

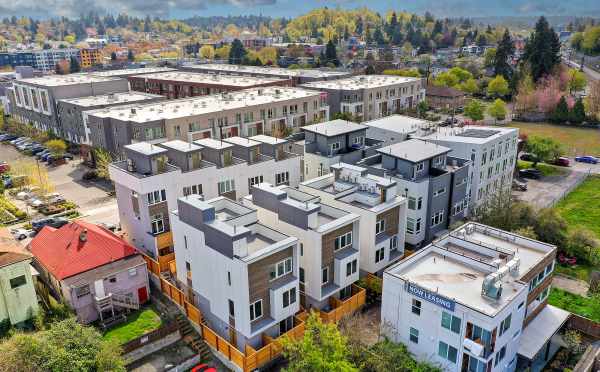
16;191;32;200
11;228;32;240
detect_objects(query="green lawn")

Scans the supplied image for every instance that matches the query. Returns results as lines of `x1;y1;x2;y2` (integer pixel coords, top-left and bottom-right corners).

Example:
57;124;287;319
555;263;595;282
548;288;600;322
512;121;600;157
517;160;566;176
103;307;163;345
555;175;600;240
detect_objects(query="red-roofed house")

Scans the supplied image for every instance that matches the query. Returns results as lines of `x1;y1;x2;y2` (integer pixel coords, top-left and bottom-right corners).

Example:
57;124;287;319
28;221;149;324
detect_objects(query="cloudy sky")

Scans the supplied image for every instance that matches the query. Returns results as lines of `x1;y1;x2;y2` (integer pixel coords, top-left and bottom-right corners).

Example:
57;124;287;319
2;0;599;19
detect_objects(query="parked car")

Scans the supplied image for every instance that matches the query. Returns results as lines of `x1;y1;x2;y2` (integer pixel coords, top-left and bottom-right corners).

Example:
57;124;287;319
10;137;29;145
0;134;17;142
32;217;69;232
11;228;32;240
41;152;52;161
512;179;528;191
552;157;570;167
37;149;51;159
0;162;9;173
518;168;542;179
558;253;577;266
575;155;599;164
29;146;46;155
63;153;74;160
191;364;217;372
519;153;537;162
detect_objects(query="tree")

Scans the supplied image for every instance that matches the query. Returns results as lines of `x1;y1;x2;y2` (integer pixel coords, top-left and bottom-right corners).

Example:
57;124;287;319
464;100;485;122
63;34;76;44
94;148;113;180
534;208;568;248
45;139;67;156
459;78;479;94
523;16;561;82
550;96;570;123
228;39;247;64
325;39;339;66
494;29;515;80
483;48;496;68
199;45;215;60
281;312;357;372
215;45;231;60
570;98;586;124
487;75;509;98
524;136;564;166
127;49;134;61
110;52;117;61
0;318;125;372
566;227;599;262
567;69;587;93
487;99;507;123
69;56;80;73
417;101;429;118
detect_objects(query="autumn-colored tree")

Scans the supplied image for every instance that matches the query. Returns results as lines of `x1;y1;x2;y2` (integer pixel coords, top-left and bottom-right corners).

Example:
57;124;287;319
199;45;215;60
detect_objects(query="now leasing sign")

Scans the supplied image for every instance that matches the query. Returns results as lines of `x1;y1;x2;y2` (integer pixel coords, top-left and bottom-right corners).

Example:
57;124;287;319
406;282;455;312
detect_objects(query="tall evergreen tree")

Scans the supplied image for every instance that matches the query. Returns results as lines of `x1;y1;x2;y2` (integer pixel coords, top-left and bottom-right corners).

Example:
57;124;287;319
325;39;339;66
550;96;570;123
570;98;586;124
69;56;80;73
373;26;386;46
228;39;247;64
127;49;134;61
523;16;561;82
494;29;515;80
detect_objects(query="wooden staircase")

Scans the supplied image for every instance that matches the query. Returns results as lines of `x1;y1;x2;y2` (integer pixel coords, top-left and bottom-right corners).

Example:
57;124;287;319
176;314;211;362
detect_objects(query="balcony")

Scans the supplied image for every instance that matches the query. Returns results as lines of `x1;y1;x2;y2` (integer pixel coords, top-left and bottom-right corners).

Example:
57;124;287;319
319;284;366;323
153;230;173;250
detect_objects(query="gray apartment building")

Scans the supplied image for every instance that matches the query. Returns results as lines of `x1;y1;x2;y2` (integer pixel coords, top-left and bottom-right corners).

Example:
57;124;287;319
9;74;129;136
357;139;471;247
301;75;426;121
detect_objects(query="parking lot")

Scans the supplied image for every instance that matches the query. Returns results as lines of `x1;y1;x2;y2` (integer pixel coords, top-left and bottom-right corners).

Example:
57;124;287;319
0;143;118;237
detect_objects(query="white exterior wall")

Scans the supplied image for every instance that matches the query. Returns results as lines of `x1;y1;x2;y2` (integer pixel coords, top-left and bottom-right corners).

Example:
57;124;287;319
381;272;527;372
303;152;340;181
395;178;429;246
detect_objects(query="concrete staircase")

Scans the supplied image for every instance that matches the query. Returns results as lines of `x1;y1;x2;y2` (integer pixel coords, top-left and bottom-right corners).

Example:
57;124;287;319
176;314;211;362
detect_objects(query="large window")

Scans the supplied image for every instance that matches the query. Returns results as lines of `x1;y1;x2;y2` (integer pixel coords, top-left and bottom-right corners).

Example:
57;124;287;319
409;327;419;343
375;247;385;263
322;267;329;284
334;232;352;251
431;210;444;227
346;259;357;277
494;345;507;366
249;300;262;321
183;184;203;196
411;299;421;315
499;314;512;336
468;356;486;372
147;189;166;205
438;341;458;363
218;179;235;194
276;171;289;185
282;288;297;308
9;275;27;289
151;214;165;234
270;257;293;281
375;219;386;235
441;312;461;334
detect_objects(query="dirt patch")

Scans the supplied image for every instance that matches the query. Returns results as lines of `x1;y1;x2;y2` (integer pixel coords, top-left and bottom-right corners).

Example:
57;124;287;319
553;274;590;297
338;306;381;347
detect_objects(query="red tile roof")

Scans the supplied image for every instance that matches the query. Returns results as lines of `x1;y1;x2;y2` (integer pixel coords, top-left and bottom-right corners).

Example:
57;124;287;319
29;221;138;280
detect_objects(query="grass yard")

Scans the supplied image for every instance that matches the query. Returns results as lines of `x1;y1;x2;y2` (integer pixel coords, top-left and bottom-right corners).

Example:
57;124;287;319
555;263;595;282
517;160;566;176
103;307;163;345
512;121;600;157
548;288;600;323
555;175;600;239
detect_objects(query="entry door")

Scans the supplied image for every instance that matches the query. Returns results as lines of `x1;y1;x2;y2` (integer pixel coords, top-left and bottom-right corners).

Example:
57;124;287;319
138;286;149;303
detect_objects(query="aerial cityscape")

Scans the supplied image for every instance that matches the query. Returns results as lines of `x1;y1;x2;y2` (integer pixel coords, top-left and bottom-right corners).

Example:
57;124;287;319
0;1;599;372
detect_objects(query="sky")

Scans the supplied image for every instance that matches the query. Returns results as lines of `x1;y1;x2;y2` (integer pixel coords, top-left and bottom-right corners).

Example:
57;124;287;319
2;0;600;19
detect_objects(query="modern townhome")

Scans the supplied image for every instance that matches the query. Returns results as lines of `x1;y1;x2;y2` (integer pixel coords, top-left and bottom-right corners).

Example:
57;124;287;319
417;126;519;213
357;139;471;247
128;71;292;99
108;136;301;259
362;114;438;147
29;221;150;325
8;74;129;136
243;183;361;310
300;75;425;121
381;222;561;372
182;64;352;85
0;246;39;326
170;194;301;350
297;119;383;181
300;162;407;276
86;86;329;154
57;91;165;158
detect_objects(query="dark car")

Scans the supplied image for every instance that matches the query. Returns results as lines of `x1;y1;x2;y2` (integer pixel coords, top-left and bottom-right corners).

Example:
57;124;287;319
1;134;17;142
519;153;537;162
552;157;570;167
575;156;599;164
519;168;543;179
30;146;46;155
32;217;69;232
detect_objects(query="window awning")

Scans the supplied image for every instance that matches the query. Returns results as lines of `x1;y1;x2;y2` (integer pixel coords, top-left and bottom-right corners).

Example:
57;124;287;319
518;305;570;360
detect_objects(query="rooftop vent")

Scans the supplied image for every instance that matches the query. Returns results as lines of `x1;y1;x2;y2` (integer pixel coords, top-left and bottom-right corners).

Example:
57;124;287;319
79;229;88;242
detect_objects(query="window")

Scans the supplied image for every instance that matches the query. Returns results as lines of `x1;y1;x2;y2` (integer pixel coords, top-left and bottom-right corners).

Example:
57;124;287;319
334;232;352;251
499;314;512;336
518;301;525;310
353;136;364;146
375;247;385;263
346;259;357;276
411;299;421;315
218;179;235;194
390;236;398;251
375;219;386;235
227;271;231;286
74;285;90;298
151;214;165;234
409;327;419;343
322;267;329;284
408;196;416;210
183;184;203;196
249;300;262;321
283;288;297;308
406;217;415;234
438;341;458;363
229;299;235;317
415;162;424;173
468;356;486;372
441;312;462;334
270;257;293;280
9;275;26;289
249;175;264;188
431;210;444;226
147;189;166;205
433;187;446;197
494;345;507;366
330;142;341;152
299;268;305;283
129;268;137;276
276;171;289;185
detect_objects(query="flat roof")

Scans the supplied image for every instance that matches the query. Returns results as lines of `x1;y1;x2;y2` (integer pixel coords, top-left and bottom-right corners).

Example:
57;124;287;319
518;305;570;359
86;87;322;123
421;126;519;145
223;136;261;148
249;134;287;145
302;119;367;137
364;115;433;134
132;71;287;86
377;139;450;163
59;91;162;107
194;138;233;150
301;74;421;90
16;73;122;87
90;67;176;77
124;142;167;156
186;63;350;79
159;140;202;153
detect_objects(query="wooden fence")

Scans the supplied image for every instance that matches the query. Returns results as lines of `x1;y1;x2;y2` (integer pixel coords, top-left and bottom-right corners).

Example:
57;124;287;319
319;284;366;323
567;313;600;340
